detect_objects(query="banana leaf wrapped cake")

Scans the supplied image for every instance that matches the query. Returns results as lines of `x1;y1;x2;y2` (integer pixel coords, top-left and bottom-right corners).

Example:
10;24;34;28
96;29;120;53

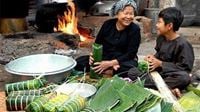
6;95;40;111
26;93;86;112
7;84;57;97
25;93;57;112
5;77;47;95
5;81;57;111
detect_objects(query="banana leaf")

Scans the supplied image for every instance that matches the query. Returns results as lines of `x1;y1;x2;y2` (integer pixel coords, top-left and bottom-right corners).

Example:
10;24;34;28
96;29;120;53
136;95;161;112
89;80;120;111
94;77;108;89
119;83;152;106
160;100;173;112
80;107;96;112
110;92;136;112
186;84;200;97
89;76;159;112
179;91;200;112
110;76;127;90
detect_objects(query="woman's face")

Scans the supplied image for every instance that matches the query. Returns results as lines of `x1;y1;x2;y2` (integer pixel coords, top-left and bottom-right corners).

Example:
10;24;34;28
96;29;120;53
116;5;135;27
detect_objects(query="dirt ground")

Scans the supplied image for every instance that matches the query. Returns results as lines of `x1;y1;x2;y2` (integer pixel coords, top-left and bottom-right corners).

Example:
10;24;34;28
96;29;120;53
0;26;200;111
0;65;9;111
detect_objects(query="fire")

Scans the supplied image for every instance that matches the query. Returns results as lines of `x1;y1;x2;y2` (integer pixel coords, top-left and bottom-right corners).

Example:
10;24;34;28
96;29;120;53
54;0;91;42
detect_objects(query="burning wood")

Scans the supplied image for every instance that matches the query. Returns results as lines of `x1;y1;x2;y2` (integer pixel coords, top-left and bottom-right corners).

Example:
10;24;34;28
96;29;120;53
54;0;94;47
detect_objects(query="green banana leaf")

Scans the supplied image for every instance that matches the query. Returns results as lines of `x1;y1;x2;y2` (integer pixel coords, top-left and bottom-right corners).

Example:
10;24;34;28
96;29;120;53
179;91;200;112
89;76;161;112
160;100;173;112
110;92;136;112
119;83;152;106
187;84;200;97
136;95;161;112
110;76;127;90
89;80;120;111
80;107;96;112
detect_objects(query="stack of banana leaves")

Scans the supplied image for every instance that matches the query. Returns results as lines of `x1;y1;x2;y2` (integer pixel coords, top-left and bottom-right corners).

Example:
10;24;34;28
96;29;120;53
87;76;162;112
178;84;200;111
5;77;58;111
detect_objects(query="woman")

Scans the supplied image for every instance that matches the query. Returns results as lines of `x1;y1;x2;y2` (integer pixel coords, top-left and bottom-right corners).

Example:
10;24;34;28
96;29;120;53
89;0;141;77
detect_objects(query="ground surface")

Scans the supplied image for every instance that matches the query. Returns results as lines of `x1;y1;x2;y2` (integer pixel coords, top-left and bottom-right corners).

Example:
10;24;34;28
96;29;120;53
0;26;200;111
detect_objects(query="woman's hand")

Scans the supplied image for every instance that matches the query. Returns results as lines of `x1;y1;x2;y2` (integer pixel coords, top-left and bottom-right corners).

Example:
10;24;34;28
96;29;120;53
92;60;120;74
113;65;120;71
89;53;94;65
93;61;113;74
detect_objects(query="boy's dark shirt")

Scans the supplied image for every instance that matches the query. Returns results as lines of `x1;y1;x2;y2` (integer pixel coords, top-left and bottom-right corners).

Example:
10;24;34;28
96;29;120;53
95;18;141;65
155;35;194;74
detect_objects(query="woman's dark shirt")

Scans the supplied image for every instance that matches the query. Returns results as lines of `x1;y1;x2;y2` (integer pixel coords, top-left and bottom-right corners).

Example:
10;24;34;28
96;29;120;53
95;18;141;65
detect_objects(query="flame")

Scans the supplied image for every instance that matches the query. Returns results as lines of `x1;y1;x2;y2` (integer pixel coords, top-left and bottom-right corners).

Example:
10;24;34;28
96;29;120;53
54;0;90;42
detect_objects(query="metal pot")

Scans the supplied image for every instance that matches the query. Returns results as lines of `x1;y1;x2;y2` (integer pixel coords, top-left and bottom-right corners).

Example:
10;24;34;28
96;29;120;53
36;0;67;7
5;54;77;83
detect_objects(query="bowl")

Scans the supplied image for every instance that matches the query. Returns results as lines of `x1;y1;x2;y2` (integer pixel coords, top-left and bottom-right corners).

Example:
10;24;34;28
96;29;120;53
56;83;97;98
5;54;77;83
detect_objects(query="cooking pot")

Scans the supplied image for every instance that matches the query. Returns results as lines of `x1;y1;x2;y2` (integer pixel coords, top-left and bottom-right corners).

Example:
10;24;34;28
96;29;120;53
36;3;68;32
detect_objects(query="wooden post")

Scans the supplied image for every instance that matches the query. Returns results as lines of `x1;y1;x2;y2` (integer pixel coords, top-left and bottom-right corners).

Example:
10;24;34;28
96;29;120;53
150;71;184;112
0;18;27;34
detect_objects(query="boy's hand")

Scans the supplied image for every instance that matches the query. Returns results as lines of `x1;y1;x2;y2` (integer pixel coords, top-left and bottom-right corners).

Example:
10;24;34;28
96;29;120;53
144;54;155;62
144;54;162;71
149;57;162;71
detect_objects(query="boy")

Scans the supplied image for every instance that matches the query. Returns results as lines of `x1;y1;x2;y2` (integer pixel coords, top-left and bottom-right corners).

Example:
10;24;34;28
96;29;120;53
129;7;194;96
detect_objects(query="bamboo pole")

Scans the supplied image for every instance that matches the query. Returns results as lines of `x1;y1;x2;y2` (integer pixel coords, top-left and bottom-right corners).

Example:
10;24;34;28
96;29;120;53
150;71;184;112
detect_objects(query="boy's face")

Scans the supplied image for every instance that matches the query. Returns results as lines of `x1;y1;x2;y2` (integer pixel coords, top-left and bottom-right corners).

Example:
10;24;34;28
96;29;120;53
156;18;172;36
